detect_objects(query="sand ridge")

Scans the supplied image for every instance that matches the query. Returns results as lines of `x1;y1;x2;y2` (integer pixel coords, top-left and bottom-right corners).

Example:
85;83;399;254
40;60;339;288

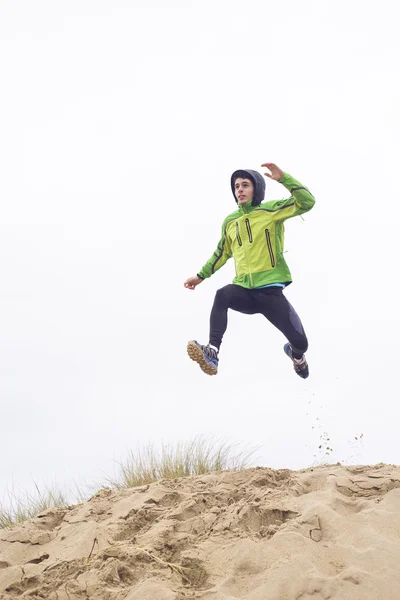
1;463;400;599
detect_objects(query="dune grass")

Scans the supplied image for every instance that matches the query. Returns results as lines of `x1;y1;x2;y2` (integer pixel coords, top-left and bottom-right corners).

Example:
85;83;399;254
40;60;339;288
0;437;257;528
106;436;257;490
0;484;70;529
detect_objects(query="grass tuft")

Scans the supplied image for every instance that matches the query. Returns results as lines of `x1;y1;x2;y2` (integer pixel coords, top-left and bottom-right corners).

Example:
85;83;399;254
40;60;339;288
0;483;69;529
106;436;257;490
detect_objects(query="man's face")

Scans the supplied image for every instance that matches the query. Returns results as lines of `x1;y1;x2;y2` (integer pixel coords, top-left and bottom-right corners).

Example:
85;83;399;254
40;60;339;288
234;178;254;205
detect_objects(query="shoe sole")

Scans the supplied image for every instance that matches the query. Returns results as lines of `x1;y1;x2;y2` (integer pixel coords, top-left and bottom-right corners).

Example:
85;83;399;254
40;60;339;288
187;341;218;376
295;369;309;379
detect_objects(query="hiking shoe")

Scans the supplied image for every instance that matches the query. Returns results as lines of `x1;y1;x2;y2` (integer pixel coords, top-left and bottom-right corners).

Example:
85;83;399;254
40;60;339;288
284;343;309;379
187;340;218;376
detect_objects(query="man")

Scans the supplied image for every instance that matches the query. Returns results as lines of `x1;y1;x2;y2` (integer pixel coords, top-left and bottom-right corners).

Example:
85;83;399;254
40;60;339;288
184;162;315;379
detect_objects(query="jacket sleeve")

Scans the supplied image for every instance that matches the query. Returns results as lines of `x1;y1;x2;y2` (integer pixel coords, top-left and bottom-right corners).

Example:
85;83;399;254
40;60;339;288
197;221;233;280
266;173;316;221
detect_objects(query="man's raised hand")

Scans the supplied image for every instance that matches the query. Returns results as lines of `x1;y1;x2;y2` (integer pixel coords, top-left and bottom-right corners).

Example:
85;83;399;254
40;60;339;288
184;275;203;290
261;162;284;181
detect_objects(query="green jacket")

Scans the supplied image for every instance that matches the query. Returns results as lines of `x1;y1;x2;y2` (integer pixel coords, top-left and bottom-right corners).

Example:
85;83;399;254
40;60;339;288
198;173;315;289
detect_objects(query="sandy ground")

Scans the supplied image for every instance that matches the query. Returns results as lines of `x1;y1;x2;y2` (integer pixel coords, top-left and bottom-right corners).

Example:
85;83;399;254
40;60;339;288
1;463;400;599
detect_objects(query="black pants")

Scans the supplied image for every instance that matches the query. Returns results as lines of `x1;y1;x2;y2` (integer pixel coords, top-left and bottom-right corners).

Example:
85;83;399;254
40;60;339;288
209;284;308;359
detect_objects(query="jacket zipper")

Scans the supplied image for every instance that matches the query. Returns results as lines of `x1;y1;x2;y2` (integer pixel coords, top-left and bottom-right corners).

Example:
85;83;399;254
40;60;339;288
236;219;253;287
245;218;253;243
242;219;254;287
265;229;275;267
236;222;242;246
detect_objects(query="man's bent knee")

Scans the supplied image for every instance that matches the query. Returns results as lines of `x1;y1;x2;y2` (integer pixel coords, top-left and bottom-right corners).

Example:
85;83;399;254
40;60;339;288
214;285;235;307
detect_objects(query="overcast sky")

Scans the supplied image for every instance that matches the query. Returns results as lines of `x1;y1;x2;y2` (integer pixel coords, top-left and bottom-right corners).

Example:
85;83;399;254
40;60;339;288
1;0;399;503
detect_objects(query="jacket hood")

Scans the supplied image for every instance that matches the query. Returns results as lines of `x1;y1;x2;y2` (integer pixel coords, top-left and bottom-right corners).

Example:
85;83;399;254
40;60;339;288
231;169;266;206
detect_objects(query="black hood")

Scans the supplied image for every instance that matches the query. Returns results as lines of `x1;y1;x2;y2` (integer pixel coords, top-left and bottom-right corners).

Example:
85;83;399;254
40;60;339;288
231;169;265;206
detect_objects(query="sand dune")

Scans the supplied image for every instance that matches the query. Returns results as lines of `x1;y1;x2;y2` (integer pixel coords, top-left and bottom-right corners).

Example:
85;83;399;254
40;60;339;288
1;463;400;599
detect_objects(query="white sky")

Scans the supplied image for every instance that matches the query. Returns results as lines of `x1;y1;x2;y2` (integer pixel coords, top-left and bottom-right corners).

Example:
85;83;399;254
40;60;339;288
1;0;399;502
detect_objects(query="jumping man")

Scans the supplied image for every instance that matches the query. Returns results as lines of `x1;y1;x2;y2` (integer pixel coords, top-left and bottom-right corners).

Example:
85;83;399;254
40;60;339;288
184;162;315;379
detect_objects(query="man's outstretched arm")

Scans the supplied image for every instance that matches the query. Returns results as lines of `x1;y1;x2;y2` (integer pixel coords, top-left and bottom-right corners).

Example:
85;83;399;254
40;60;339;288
184;224;232;290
